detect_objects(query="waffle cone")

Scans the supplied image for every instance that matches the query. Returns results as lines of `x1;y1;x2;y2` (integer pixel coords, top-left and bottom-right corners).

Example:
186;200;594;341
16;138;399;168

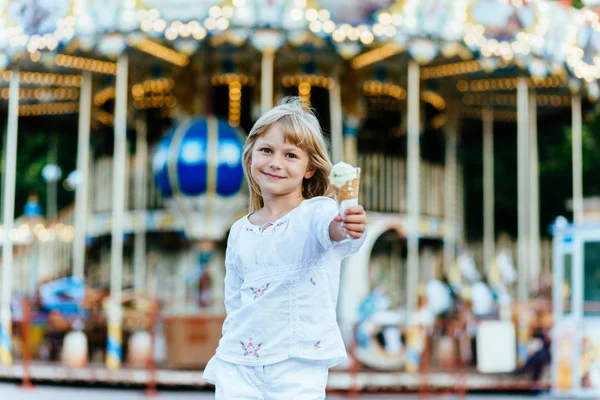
333;168;361;205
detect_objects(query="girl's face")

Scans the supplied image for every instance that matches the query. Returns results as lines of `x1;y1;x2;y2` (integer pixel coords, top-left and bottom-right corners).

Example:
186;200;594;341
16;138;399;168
250;123;315;200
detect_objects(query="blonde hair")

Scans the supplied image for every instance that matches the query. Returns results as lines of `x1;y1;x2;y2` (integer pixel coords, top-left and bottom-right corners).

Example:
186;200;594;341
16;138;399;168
242;97;333;211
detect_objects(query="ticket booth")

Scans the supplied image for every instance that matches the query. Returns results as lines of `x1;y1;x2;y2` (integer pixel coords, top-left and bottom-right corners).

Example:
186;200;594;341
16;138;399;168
551;218;600;398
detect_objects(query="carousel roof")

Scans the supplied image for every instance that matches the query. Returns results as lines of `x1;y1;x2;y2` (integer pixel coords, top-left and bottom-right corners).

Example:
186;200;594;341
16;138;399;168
0;0;599;111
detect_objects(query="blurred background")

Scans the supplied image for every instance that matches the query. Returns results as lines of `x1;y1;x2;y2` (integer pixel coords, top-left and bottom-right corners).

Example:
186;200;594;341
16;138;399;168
0;0;599;398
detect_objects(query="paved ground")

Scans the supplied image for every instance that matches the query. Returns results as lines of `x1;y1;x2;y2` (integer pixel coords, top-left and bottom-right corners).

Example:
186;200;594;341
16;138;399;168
0;383;554;399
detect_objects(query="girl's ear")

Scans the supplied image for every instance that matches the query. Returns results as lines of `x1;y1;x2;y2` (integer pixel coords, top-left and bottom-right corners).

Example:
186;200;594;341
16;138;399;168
304;165;316;179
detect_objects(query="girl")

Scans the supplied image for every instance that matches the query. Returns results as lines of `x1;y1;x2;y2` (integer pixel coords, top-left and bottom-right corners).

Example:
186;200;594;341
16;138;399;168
203;97;367;399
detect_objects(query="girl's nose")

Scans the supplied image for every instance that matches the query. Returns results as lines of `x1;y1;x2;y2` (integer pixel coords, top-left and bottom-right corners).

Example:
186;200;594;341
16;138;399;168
269;154;283;168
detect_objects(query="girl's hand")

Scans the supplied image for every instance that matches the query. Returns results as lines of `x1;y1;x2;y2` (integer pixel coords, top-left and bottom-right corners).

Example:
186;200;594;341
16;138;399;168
333;205;366;239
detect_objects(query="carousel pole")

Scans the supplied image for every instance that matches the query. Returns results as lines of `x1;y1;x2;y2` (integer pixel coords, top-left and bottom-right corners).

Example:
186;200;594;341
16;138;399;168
261;49;275;114
343;116;359;167
444;97;458;275
133;116;148;294
0;68;20;366
107;54;129;370
73;71;92;280
528;92;540;292
482;108;495;273
329;76;344;163
406;60;420;319
571;94;583;223
517;78;529;309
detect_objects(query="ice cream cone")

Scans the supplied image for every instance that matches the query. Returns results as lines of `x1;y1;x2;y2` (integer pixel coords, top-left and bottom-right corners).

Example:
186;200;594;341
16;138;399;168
333;168;360;212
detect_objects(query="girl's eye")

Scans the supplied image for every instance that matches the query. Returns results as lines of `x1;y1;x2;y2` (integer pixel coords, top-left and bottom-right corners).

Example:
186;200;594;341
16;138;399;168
286;153;298;159
259;148;272;154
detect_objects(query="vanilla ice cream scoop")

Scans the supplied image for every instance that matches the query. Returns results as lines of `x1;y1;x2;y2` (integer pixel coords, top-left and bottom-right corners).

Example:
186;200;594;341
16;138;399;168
329;161;359;188
329;161;360;213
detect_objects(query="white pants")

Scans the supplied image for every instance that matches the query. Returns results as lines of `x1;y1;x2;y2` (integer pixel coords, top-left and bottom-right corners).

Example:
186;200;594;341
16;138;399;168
203;357;329;399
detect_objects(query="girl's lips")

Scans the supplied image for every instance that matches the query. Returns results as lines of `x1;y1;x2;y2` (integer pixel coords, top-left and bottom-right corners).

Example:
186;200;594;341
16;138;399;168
263;172;285;179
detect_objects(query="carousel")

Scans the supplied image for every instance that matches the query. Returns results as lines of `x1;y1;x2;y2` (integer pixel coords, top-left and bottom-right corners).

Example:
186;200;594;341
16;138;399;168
0;0;596;391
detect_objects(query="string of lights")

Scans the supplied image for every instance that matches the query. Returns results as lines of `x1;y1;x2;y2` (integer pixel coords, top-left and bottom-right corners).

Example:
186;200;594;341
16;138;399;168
462;93;571;107
54;54;117;75
421;61;482;79
350;43;404;69
0;87;79;101
1;70;83;86
19;102;79;117
457;76;567;92
363;80;406;100
129;38;189;67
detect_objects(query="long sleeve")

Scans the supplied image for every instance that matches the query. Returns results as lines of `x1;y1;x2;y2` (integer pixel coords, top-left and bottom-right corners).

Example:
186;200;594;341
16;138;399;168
221;223;243;336
310;197;366;259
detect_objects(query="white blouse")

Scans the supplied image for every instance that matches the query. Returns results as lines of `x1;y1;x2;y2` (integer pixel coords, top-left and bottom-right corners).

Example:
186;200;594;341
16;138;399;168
210;196;365;368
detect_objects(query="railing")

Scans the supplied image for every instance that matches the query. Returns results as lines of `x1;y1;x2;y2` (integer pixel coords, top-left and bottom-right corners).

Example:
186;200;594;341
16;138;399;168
89;155;164;213
358;153;458;220
13;209;75;295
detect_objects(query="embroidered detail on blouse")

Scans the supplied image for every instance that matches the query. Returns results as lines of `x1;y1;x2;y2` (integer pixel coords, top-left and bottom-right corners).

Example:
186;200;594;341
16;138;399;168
241;338;262;357
310;277;316;286
251;282;270;299
314;340;321;350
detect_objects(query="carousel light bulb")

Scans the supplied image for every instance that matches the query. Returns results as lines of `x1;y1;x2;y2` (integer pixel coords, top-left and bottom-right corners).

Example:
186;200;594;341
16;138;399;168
192;27;207;40
318;9;330;22
392;13;403;26
322;20;335;33
179;24;191;37
305;9;318;21
216;18;229;30
165;28;177;40
309;21;322;33
378;12;392;26
30;51;41;62
332;29;346;42
360;31;374;45
204;18;216;30
347;28;360;41
209;6;222;18
153;19;166;32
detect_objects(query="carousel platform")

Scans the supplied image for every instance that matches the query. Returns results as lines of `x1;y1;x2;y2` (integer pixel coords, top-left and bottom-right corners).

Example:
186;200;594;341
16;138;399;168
0;362;550;392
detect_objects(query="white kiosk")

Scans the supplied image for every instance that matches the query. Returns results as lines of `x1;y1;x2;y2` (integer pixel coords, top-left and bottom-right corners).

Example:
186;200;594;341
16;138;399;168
551;217;600;398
